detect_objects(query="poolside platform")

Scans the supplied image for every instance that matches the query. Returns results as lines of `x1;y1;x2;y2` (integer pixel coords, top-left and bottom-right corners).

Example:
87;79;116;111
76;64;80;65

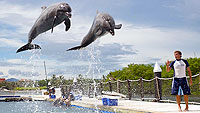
71;97;200;113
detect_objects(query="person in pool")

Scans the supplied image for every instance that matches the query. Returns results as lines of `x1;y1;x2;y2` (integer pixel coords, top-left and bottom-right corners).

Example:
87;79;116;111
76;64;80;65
64;94;72;107
166;50;192;112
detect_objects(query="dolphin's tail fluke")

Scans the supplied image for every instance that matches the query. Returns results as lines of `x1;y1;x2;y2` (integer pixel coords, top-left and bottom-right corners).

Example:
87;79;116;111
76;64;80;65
16;43;41;53
67;45;84;51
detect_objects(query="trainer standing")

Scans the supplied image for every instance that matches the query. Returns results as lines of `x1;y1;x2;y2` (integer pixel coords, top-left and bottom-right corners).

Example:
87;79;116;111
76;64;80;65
166;50;192;112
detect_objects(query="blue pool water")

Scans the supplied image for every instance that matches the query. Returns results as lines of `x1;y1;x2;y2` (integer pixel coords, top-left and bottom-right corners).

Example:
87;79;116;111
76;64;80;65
0;101;96;113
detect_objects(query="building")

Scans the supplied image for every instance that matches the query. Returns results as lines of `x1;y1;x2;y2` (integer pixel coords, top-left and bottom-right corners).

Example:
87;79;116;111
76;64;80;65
0;78;6;82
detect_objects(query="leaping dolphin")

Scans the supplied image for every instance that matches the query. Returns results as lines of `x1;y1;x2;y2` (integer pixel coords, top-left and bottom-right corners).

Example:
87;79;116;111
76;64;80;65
16;2;72;53
67;11;122;51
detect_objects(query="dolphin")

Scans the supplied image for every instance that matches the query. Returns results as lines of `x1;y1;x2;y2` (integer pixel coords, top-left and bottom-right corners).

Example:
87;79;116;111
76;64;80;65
67;11;122;51
16;2;72;53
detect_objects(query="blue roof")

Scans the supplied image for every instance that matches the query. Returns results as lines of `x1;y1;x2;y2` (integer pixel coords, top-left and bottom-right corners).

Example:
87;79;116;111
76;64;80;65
6;78;19;82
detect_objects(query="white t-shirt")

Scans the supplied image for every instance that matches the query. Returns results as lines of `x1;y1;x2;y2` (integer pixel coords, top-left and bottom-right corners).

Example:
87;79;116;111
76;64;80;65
170;59;189;78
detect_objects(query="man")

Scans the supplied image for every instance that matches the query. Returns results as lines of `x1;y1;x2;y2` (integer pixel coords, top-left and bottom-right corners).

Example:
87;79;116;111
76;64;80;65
166;50;192;112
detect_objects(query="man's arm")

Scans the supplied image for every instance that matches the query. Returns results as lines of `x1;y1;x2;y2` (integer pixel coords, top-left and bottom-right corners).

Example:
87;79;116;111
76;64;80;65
187;67;192;86
166;60;171;72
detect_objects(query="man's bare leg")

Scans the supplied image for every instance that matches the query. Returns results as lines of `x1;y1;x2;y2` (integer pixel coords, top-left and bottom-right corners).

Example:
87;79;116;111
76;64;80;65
176;95;182;112
184;95;189;111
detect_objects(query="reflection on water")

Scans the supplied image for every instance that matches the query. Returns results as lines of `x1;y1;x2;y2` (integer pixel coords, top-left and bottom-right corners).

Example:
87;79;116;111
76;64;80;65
0;101;95;113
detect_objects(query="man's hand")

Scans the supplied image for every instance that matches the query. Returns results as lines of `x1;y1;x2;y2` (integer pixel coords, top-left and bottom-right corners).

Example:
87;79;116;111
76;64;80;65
166;60;170;66
166;60;171;72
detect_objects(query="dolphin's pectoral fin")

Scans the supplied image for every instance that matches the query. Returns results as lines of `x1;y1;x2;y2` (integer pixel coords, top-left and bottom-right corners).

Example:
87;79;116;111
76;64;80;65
64;18;71;31
115;24;122;29
16;43;41;53
94;24;103;36
95;27;103;36
51;16;57;33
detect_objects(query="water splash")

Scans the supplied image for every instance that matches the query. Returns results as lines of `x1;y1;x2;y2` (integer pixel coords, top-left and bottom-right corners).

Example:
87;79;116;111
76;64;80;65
25;49;42;112
82;40;103;113
29;49;42;81
85;42;102;79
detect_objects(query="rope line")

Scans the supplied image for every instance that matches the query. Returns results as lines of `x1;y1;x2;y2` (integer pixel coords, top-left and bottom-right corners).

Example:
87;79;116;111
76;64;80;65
63;74;199;87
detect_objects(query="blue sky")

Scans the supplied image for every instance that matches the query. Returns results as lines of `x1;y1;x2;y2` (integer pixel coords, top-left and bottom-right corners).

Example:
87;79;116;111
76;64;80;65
0;0;199;80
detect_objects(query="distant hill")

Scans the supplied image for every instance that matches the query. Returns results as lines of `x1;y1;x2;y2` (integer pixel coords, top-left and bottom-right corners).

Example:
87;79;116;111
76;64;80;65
6;78;19;82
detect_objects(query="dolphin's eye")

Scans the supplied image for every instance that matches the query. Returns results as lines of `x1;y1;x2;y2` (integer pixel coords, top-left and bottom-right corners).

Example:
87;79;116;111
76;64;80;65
60;4;65;8
68;7;72;12
102;16;106;21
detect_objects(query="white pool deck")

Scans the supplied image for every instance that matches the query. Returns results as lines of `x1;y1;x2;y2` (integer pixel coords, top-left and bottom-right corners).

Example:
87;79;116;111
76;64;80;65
1;94;199;113
71;97;200;113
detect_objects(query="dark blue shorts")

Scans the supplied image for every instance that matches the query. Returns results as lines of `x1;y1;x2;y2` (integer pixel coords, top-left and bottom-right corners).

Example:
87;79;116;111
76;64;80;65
171;77;191;95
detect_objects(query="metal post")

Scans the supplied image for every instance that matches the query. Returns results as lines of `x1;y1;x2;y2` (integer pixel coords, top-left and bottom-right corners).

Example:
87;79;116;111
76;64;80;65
127;79;131;100
109;81;112;92
155;77;160;101
154;74;162;100
140;77;144;99
100;82;103;95
117;80;120;93
88;83;91;98
44;61;48;91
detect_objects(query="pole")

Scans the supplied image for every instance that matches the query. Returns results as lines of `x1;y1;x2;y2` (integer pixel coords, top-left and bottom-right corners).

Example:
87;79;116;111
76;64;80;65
109;81;112;92
155;77;160;101
88;83;91;98
44;61;48;91
117;80;120;93
100;82;103;95
140;77;144;99
127;79;131;100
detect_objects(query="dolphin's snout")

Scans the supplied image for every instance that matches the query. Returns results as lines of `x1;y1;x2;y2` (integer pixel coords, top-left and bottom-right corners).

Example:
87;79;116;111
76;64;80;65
109;29;115;36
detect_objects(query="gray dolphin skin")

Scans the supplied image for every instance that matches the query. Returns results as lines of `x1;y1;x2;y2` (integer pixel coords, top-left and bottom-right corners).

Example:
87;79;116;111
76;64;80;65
67;11;122;51
16;2;72;53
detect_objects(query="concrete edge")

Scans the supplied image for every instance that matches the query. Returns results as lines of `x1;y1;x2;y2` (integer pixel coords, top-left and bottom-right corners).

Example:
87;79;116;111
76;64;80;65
71;101;160;113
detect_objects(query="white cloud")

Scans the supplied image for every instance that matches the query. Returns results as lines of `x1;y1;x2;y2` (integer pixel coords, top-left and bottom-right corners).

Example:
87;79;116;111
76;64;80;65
0;38;24;47
0;1;41;34
100;22;200;64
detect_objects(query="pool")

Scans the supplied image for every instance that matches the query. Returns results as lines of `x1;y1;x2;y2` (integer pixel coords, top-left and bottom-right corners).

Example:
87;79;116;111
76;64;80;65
0;101;97;113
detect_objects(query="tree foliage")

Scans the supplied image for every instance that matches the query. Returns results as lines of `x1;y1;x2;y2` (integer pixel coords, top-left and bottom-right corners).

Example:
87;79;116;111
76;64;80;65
106;57;200;80
106;63;154;81
187;57;200;75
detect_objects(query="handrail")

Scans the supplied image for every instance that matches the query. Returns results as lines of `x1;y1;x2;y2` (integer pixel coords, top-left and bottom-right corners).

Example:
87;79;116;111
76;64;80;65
64;74;199;86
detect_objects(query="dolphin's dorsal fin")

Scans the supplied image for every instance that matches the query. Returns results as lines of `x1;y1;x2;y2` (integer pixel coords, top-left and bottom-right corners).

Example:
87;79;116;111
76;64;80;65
41;6;47;12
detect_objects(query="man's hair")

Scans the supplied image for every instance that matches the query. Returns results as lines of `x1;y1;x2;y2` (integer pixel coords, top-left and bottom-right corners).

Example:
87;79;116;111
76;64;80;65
174;50;182;57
